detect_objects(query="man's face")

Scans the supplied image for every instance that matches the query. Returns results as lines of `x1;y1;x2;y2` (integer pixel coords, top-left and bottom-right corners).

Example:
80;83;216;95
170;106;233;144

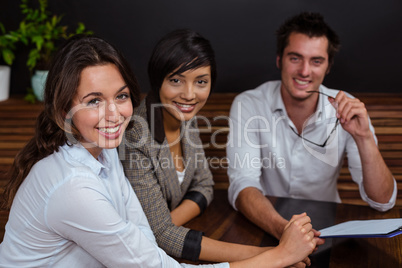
277;32;330;101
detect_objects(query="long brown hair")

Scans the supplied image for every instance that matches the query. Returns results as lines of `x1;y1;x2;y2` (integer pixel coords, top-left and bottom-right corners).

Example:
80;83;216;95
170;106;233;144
1;35;140;210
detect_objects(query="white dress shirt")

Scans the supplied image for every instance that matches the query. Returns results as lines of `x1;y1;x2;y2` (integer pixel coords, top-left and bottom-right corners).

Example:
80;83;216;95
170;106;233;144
0;144;228;268
227;81;396;212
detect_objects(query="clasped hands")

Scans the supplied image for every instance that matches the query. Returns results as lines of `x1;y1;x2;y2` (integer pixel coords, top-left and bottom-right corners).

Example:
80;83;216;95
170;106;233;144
278;213;323;267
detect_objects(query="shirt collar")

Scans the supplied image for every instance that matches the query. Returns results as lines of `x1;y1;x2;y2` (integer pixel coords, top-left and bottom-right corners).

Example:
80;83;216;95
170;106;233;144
62;143;110;176
318;85;338;121
314;87;324;121
271;83;330;121
270;83;287;114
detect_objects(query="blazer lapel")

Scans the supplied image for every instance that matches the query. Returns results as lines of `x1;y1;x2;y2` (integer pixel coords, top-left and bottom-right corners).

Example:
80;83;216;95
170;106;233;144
180;121;197;192
157;138;183;209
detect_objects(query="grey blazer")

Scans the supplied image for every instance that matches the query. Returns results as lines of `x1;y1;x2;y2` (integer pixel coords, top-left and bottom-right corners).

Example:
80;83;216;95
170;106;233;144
121;97;214;261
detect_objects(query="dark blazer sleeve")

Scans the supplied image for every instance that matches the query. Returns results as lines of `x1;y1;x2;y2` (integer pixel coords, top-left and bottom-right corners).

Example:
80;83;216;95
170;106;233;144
121;109;203;261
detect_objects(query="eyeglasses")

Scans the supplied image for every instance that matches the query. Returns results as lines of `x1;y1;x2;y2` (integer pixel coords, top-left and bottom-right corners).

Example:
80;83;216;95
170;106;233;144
289;90;339;148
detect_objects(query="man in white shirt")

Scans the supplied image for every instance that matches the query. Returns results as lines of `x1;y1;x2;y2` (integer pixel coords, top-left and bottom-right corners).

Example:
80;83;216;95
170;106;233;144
226;12;397;240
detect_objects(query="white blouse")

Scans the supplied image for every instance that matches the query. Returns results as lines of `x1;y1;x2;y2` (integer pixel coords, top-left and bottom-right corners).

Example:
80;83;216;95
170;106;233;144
0;144;228;268
177;168;186;185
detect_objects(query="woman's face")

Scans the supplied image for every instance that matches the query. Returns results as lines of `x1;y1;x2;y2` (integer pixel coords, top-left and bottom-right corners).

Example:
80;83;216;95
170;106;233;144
159;66;211;123
70;63;133;158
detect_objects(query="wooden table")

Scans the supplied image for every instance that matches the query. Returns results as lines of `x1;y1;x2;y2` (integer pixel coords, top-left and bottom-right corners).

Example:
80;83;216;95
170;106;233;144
182;189;402;268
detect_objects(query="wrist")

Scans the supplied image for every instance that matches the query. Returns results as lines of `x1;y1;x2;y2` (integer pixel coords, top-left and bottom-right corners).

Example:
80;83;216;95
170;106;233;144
268;245;291;268
352;130;375;146
269;217;287;240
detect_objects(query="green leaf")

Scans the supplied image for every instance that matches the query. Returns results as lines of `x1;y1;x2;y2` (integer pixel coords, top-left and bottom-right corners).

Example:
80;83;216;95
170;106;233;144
32;35;44;50
46;21;52;31
19;21;26;34
5;33;19;42
32;10;39;20
39;0;48;13
19;36;29;45
2;49;15;65
27;49;40;70
51;15;60;27
24;89;37;103
75;22;85;34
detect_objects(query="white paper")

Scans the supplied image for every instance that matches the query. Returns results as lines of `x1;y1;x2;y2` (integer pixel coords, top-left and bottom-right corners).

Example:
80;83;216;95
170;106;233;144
319;218;402;237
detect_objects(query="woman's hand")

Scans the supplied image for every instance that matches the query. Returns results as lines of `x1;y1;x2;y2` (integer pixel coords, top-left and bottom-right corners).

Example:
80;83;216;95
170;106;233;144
277;213;318;266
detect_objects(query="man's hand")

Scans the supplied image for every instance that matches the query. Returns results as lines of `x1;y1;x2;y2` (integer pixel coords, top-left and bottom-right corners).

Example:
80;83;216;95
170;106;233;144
329;91;371;140
329;91;395;206
312;229;325;252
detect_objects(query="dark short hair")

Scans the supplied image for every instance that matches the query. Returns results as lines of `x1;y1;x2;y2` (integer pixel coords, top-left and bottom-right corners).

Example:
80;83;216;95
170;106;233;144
276;12;341;68
147;29;216;94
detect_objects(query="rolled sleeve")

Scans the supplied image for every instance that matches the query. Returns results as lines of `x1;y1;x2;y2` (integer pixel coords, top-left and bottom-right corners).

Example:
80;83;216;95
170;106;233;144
358;178;397;212
227;176;265;211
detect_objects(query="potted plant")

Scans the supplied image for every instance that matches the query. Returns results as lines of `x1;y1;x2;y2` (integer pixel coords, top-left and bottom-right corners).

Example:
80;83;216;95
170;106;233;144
0;23;18;101
4;0;92;102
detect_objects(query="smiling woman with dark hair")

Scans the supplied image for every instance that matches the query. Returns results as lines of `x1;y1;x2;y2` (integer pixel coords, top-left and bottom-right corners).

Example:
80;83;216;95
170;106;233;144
121;29;318;266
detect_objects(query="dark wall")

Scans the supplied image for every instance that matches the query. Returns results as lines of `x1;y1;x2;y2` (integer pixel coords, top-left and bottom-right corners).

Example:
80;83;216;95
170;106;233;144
2;0;402;95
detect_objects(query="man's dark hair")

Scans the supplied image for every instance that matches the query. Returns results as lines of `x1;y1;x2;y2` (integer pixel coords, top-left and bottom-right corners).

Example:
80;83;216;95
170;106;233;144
276;12;341;68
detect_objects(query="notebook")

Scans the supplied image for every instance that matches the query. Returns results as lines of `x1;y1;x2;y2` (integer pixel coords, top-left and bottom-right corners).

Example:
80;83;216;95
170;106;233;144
319;218;402;238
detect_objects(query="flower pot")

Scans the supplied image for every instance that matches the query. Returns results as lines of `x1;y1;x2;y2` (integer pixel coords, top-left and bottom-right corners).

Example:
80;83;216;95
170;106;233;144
31;70;48;101
0;65;11;102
